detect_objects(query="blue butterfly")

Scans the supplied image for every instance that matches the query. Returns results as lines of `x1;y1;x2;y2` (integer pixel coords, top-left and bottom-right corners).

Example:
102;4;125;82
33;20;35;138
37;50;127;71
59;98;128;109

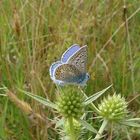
49;44;89;86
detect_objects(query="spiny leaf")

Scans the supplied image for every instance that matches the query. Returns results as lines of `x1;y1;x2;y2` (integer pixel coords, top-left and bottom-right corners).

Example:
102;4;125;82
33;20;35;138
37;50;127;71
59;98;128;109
79;119;97;133
84;84;112;105
125;118;140;122
121;121;140;127
18;88;57;110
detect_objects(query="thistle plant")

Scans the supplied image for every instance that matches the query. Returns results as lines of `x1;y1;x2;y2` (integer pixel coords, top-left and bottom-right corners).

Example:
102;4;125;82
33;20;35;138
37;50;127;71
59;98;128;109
94;94;128;139
64;117;82;139
98;94;128;122
2;84;140;140
14;85;112;140
57;88;84;119
94;94;140;140
56;87;84;140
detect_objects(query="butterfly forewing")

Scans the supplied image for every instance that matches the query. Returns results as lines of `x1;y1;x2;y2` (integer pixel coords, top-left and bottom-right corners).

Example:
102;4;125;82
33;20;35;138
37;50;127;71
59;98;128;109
67;46;87;73
61;44;80;63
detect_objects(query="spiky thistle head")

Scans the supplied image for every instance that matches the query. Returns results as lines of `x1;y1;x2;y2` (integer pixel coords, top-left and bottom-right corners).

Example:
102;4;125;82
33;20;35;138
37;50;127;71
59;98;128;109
64;118;81;137
98;94;128;122
57;87;84;119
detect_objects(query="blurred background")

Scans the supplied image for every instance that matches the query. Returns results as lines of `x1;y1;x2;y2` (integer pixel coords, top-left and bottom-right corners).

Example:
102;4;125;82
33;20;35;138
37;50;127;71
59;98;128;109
0;0;140;139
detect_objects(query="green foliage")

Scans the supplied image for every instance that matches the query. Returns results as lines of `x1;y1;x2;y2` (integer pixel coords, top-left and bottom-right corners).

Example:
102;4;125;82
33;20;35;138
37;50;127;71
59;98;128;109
1;0;140;139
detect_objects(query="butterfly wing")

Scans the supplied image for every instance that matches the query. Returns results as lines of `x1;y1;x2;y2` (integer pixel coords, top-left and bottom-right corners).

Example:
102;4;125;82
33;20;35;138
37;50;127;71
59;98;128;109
61;44;80;63
54;64;85;84
67;45;87;73
49;61;62;78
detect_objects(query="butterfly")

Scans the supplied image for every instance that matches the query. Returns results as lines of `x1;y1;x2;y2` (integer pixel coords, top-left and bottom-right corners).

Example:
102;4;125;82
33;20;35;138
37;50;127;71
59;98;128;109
49;44;89;86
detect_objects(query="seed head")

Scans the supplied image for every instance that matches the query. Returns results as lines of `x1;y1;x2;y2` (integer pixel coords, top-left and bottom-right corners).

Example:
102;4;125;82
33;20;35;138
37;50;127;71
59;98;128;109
57;88;84;119
98;94;128;122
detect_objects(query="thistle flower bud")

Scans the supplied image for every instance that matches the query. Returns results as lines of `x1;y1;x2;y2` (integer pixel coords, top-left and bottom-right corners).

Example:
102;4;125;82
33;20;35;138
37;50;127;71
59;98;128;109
64;119;81;137
57;88;84;119
98;94;127;122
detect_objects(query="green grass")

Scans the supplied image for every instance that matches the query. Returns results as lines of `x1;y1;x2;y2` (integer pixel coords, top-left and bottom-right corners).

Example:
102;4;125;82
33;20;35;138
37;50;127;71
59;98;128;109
0;0;140;139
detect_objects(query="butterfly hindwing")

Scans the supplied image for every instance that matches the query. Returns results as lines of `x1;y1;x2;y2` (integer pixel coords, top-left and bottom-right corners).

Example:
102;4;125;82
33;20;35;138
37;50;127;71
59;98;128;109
49;61;62;78
54;64;84;83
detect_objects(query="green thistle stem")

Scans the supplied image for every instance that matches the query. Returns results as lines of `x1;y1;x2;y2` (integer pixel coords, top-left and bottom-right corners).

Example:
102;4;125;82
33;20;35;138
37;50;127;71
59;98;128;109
94;119;108;140
68;117;77;140
78;86;99;113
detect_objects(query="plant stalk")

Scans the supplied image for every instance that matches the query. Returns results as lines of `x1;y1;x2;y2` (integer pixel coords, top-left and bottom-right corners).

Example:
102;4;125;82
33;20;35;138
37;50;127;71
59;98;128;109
68;117;77;140
94;119;108;140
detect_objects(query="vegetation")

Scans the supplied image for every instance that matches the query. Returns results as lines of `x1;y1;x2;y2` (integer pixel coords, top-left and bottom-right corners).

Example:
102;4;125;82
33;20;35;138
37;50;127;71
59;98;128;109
0;0;140;139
